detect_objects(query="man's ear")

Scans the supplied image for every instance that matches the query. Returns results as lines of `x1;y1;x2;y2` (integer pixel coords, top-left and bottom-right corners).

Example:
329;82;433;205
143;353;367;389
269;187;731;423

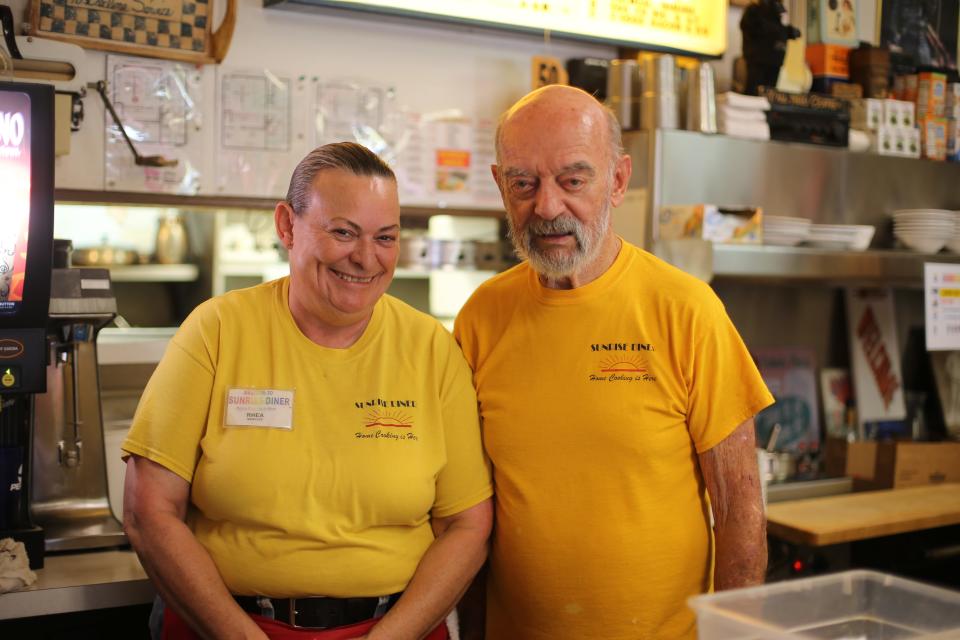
490;164;505;196
609;154;633;208
275;201;296;250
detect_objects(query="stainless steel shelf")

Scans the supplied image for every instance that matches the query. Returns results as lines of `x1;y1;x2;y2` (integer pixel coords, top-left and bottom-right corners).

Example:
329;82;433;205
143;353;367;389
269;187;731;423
107;263;199;283
712;244;960;284
55;189;505;219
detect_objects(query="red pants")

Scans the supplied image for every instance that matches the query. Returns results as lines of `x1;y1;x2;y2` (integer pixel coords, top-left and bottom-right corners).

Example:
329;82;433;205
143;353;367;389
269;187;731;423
162;605;449;640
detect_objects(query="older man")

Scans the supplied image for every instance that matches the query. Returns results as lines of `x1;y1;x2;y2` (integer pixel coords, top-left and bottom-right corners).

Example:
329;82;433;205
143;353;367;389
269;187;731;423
453;86;774;639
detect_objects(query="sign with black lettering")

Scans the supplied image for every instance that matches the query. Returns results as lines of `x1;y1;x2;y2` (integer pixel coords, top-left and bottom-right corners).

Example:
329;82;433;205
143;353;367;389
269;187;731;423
278;0;728;57
29;0;234;64
531;56;569;91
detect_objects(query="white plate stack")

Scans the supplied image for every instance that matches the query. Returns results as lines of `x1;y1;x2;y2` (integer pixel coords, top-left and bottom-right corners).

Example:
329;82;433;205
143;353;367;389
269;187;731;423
807;224;876;251
763;215;811;246
892;209;956;254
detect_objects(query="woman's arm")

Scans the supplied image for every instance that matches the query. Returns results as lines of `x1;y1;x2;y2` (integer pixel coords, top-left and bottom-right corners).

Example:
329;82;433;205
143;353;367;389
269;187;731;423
123;454;267;640
363;499;493;640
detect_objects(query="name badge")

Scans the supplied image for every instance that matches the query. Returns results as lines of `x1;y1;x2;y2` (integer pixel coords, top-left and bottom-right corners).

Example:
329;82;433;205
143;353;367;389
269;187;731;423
225;388;294;429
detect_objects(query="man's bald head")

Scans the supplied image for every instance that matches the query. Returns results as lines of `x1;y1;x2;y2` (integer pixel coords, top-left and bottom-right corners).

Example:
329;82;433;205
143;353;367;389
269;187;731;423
494;85;624;174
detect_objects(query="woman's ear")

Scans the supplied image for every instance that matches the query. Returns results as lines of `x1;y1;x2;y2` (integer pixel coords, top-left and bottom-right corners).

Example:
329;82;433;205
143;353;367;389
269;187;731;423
275;201;296;250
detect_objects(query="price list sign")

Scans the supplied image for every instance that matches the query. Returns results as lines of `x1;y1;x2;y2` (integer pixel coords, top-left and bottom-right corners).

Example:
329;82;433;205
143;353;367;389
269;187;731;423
308;0;726;56
926;263;960;350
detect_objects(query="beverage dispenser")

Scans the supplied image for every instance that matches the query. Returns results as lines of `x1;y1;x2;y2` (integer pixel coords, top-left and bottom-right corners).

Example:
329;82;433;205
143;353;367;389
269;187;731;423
0;81;55;568
1;81;124;567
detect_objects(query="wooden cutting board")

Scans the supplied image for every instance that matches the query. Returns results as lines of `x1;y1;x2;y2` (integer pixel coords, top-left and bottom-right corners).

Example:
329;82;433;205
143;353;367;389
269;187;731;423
766;483;960;547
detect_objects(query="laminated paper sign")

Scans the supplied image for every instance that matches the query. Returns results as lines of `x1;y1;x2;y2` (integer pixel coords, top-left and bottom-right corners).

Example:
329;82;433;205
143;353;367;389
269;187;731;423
753;347;820;453
845;288;906;424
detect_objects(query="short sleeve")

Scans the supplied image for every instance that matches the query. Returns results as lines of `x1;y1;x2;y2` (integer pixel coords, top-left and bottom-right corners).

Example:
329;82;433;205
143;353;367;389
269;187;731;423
120;302;219;482
431;333;493;518
686;293;774;453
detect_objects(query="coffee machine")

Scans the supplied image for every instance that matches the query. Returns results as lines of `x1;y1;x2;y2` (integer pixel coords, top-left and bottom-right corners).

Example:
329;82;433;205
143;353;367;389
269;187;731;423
1;82;125;567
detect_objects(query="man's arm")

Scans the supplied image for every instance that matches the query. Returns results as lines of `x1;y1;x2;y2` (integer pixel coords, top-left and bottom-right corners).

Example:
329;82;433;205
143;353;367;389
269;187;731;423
123;454;267;640
364;499;493;640
698;417;767;590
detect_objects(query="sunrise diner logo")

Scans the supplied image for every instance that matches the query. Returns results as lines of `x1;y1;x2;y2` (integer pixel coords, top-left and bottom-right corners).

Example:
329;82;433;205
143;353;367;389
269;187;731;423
0;111;25;158
354;397;416;428
589;342;657;382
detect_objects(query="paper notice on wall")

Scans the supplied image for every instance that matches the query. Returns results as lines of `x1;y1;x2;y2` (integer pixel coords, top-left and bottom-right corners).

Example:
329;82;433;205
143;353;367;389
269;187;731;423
925;263;960;351
105;54;205;194
752;347;820;453
431;119;472;198
845;288;906;424
216;69;309;198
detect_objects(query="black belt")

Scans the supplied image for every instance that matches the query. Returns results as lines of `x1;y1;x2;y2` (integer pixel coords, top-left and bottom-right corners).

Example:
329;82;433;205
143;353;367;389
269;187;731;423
234;593;402;629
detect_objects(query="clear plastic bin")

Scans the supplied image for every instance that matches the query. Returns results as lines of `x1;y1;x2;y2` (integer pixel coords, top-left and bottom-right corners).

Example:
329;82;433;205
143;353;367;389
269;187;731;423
688;570;960;639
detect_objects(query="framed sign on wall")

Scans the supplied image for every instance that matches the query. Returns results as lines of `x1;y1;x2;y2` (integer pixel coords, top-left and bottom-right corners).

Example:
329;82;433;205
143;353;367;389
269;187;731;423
29;0;236;63
265;0;729;57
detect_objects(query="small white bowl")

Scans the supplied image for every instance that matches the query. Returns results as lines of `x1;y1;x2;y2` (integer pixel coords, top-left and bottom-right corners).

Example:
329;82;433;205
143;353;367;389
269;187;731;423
898;234;947;253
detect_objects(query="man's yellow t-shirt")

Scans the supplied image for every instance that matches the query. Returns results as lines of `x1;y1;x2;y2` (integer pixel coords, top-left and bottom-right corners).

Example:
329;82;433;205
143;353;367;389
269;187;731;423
454;240;773;639
123;278;492;598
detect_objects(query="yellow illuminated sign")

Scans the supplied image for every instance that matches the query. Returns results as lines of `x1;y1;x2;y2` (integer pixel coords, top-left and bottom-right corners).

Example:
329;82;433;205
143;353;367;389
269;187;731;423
319;0;727;57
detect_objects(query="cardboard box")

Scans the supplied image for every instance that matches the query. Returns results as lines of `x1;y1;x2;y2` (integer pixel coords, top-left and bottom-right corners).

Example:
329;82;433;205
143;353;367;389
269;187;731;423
825;439;960;490
851;98;883;130
806;0;858;46
947;83;960;108
659;204;763;244
919;72;947;118
920;116;948;160
870;126;900;155
805;43;851;78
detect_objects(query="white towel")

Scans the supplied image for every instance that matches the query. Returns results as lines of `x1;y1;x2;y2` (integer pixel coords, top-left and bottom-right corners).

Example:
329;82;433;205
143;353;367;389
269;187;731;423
718;103;769;123
0;537;37;593
717;92;771;111
719;119;771;141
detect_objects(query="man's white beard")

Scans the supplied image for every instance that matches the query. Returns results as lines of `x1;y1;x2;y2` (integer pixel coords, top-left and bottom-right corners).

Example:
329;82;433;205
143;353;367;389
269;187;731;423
507;202;611;280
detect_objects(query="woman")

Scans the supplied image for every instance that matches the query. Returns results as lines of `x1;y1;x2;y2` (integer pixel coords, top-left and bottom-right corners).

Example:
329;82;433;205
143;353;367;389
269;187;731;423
122;142;493;640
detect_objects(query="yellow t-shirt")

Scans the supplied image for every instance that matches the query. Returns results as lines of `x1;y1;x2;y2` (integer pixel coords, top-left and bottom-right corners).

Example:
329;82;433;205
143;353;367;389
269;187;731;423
454;241;773;640
122;278;492;598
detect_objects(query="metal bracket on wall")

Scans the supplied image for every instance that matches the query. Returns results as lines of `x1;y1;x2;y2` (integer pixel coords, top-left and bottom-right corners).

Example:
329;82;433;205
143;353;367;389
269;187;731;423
57;88;85;132
88;80;179;168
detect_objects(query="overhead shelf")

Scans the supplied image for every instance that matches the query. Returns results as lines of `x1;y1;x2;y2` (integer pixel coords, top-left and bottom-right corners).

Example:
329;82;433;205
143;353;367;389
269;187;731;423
711;244;960;285
107;264;200;283
55;189;505;219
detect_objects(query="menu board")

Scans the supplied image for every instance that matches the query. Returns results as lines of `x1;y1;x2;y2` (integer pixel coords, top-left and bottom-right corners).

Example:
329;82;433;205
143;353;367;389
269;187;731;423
0;91;31;317
304;0;727;56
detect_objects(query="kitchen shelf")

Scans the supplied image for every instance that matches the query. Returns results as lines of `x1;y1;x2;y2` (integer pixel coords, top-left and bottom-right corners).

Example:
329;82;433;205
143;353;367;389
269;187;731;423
55;189;505;219
711;244;960;285
106;263;199;283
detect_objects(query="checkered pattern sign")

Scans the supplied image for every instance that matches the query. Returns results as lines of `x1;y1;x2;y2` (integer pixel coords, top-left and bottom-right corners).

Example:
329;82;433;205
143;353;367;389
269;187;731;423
36;0;210;55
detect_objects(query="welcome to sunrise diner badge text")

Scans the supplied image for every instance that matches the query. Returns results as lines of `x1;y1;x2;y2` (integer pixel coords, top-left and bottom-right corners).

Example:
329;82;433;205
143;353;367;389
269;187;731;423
225;388;295;429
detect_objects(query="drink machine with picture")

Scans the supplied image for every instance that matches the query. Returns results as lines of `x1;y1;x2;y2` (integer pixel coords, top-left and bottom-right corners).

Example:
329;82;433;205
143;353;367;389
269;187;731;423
0;81;124;569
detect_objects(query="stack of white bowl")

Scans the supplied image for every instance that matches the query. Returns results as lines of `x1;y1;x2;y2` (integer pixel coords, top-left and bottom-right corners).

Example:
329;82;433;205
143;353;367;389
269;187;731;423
807;224;876;251
892;209;956;254
763;215;811;246
949;212;960;253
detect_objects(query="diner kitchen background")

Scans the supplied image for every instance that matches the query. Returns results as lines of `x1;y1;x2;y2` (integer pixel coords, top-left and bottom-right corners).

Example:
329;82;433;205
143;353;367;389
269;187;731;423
3;0;960;634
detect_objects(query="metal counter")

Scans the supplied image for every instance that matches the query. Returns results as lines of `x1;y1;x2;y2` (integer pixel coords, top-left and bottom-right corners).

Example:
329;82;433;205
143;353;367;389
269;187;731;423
0;550;154;620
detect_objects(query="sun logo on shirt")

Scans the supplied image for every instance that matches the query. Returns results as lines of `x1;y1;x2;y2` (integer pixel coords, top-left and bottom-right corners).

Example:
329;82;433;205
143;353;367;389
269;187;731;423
599;355;649;373
365;409;413;428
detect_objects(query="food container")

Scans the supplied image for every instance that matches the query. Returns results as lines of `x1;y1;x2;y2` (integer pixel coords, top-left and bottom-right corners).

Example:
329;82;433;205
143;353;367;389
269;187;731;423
71;245;139;266
473;241;503;271
397;233;438;271
689;569;960;639
435;239;476;270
